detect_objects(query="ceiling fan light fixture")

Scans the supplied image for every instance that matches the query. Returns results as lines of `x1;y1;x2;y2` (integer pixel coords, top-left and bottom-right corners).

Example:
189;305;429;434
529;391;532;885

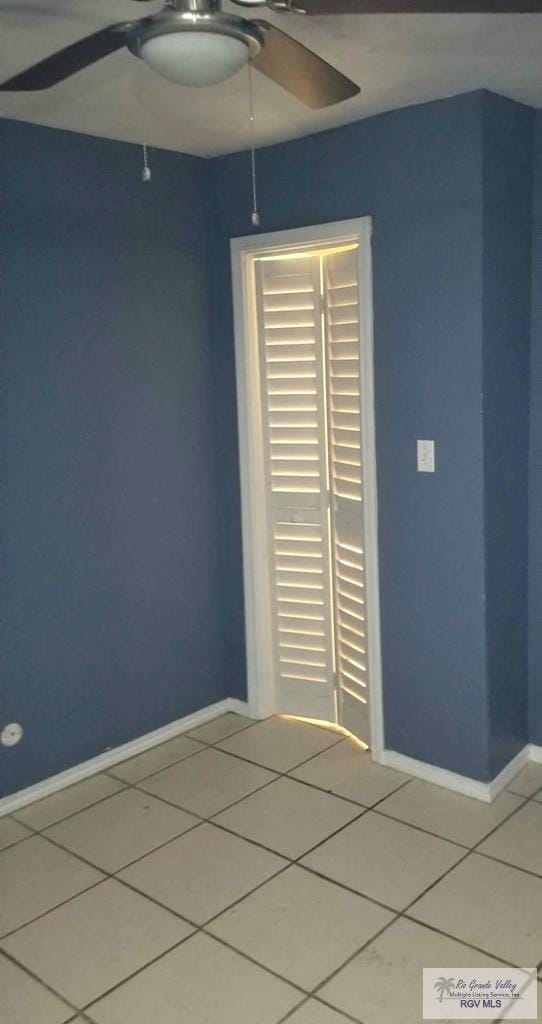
129;11;264;89
141;31;249;86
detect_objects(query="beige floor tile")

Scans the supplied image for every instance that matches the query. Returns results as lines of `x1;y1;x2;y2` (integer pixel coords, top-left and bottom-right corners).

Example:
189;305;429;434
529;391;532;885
208;864;393;989
302;811;464;910
86;932;300;1024
290;740;409;807
0;836;103;936
119;823;286;924
14;775;125;831
410;852;542;964
376;780;524;846
0;951;74;1024
285;1001;354;1024
44;788;197;872
478;801;542;875
217;717;341;773
320;917;505;1024
1;878;192;1008
108;736;204;784
139;747;276;818
187;713;255;745
0;816;31;851
535;789;542;803
508;763;542;798
213;777;360;858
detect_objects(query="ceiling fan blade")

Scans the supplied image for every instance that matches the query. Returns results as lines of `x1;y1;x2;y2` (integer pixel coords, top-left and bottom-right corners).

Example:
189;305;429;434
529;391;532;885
0;22;131;91
301;0;542;11
253;20;359;107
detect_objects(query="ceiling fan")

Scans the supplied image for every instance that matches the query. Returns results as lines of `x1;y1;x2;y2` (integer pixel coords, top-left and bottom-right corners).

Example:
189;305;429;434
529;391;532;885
1;0;541;107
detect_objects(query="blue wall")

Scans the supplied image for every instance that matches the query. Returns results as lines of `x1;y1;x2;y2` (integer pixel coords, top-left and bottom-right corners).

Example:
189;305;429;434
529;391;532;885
211;92;494;779
529;111;542;746
481;94;533;775
1;121;225;797
2;91;537;797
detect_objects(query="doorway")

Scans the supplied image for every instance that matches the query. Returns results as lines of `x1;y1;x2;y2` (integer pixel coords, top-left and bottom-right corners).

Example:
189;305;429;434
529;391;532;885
231;219;383;756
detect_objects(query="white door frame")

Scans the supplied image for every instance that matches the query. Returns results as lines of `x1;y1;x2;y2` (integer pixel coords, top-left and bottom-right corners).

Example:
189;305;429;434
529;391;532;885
230;218;384;761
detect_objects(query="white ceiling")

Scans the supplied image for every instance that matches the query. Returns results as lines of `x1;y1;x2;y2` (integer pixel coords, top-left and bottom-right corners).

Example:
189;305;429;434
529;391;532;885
0;1;541;156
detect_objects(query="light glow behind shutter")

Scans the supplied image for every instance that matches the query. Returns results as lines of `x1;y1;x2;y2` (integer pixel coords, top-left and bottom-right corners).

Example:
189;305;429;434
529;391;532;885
324;248;370;739
256;255;334;720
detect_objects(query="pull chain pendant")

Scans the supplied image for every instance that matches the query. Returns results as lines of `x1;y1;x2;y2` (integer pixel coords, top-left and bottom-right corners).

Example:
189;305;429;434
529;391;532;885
142;143;152;183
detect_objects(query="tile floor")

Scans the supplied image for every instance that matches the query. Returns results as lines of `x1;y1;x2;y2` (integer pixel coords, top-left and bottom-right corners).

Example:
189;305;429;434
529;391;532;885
0;712;541;1023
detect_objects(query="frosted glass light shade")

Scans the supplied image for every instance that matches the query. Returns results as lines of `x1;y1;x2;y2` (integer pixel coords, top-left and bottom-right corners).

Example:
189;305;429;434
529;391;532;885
141;31;249;86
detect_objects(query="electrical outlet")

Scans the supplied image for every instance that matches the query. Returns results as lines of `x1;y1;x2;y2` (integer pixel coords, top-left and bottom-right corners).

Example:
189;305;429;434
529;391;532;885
1;723;23;747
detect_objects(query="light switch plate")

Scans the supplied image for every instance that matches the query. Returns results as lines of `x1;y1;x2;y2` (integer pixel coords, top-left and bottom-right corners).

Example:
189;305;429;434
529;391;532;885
417;439;435;473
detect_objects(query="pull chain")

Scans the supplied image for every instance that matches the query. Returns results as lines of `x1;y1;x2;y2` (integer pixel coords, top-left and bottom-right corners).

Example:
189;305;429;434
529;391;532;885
142;142;152;183
137;60;151;184
248;62;260;229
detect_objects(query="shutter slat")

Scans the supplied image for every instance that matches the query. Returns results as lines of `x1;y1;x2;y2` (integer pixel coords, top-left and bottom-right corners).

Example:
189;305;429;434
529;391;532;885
255;246;370;738
256;255;335;720
324;247;370;742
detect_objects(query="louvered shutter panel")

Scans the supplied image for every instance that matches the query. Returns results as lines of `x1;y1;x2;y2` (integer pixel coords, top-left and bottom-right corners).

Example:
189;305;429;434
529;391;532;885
324;248;370;740
255;255;335;721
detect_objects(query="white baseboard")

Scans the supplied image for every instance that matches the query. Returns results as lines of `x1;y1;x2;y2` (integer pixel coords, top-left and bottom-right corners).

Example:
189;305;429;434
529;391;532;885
1;701;538;817
0;697;250;818
487;745;532;800
380;749;494;802
528;743;542;764
380;743;534;804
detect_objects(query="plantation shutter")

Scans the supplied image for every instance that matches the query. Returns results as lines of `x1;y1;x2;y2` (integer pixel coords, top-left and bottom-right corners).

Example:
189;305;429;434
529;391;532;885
324;248;370;740
255;255;336;721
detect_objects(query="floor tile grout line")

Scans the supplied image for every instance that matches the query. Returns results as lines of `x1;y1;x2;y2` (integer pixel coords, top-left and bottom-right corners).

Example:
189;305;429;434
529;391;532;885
4;713;262;834
185;715;263;745
40;810;206;874
4;743;540;951
369;790;531;853
400;910;532;971
294;861;399;915
468;847;542;882
5;710;534;850
0;943;81;1018
276;994;313;1024
470;792;537;850
0;832;34;855
117;856;292;933
198;927;311;996
0;779;469;1014
277;992;367;1024
2;719;541;1018
307;911;403;1004
3;712;541;836
0;776;372;948
298;794;542;998
2;790;373;960
397;846;475;918
135;769;282;822
0;854;536;1018
0;874;108;943
5;811;541;977
209;733;345;777
111;716;342;791
106;740;216;786
285;770;413;811
78;923;310;1018
79;927;202;1014
11;781;131;834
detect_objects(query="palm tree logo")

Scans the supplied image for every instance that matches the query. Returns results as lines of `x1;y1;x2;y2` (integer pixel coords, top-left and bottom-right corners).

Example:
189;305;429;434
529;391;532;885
434;977;456;1003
